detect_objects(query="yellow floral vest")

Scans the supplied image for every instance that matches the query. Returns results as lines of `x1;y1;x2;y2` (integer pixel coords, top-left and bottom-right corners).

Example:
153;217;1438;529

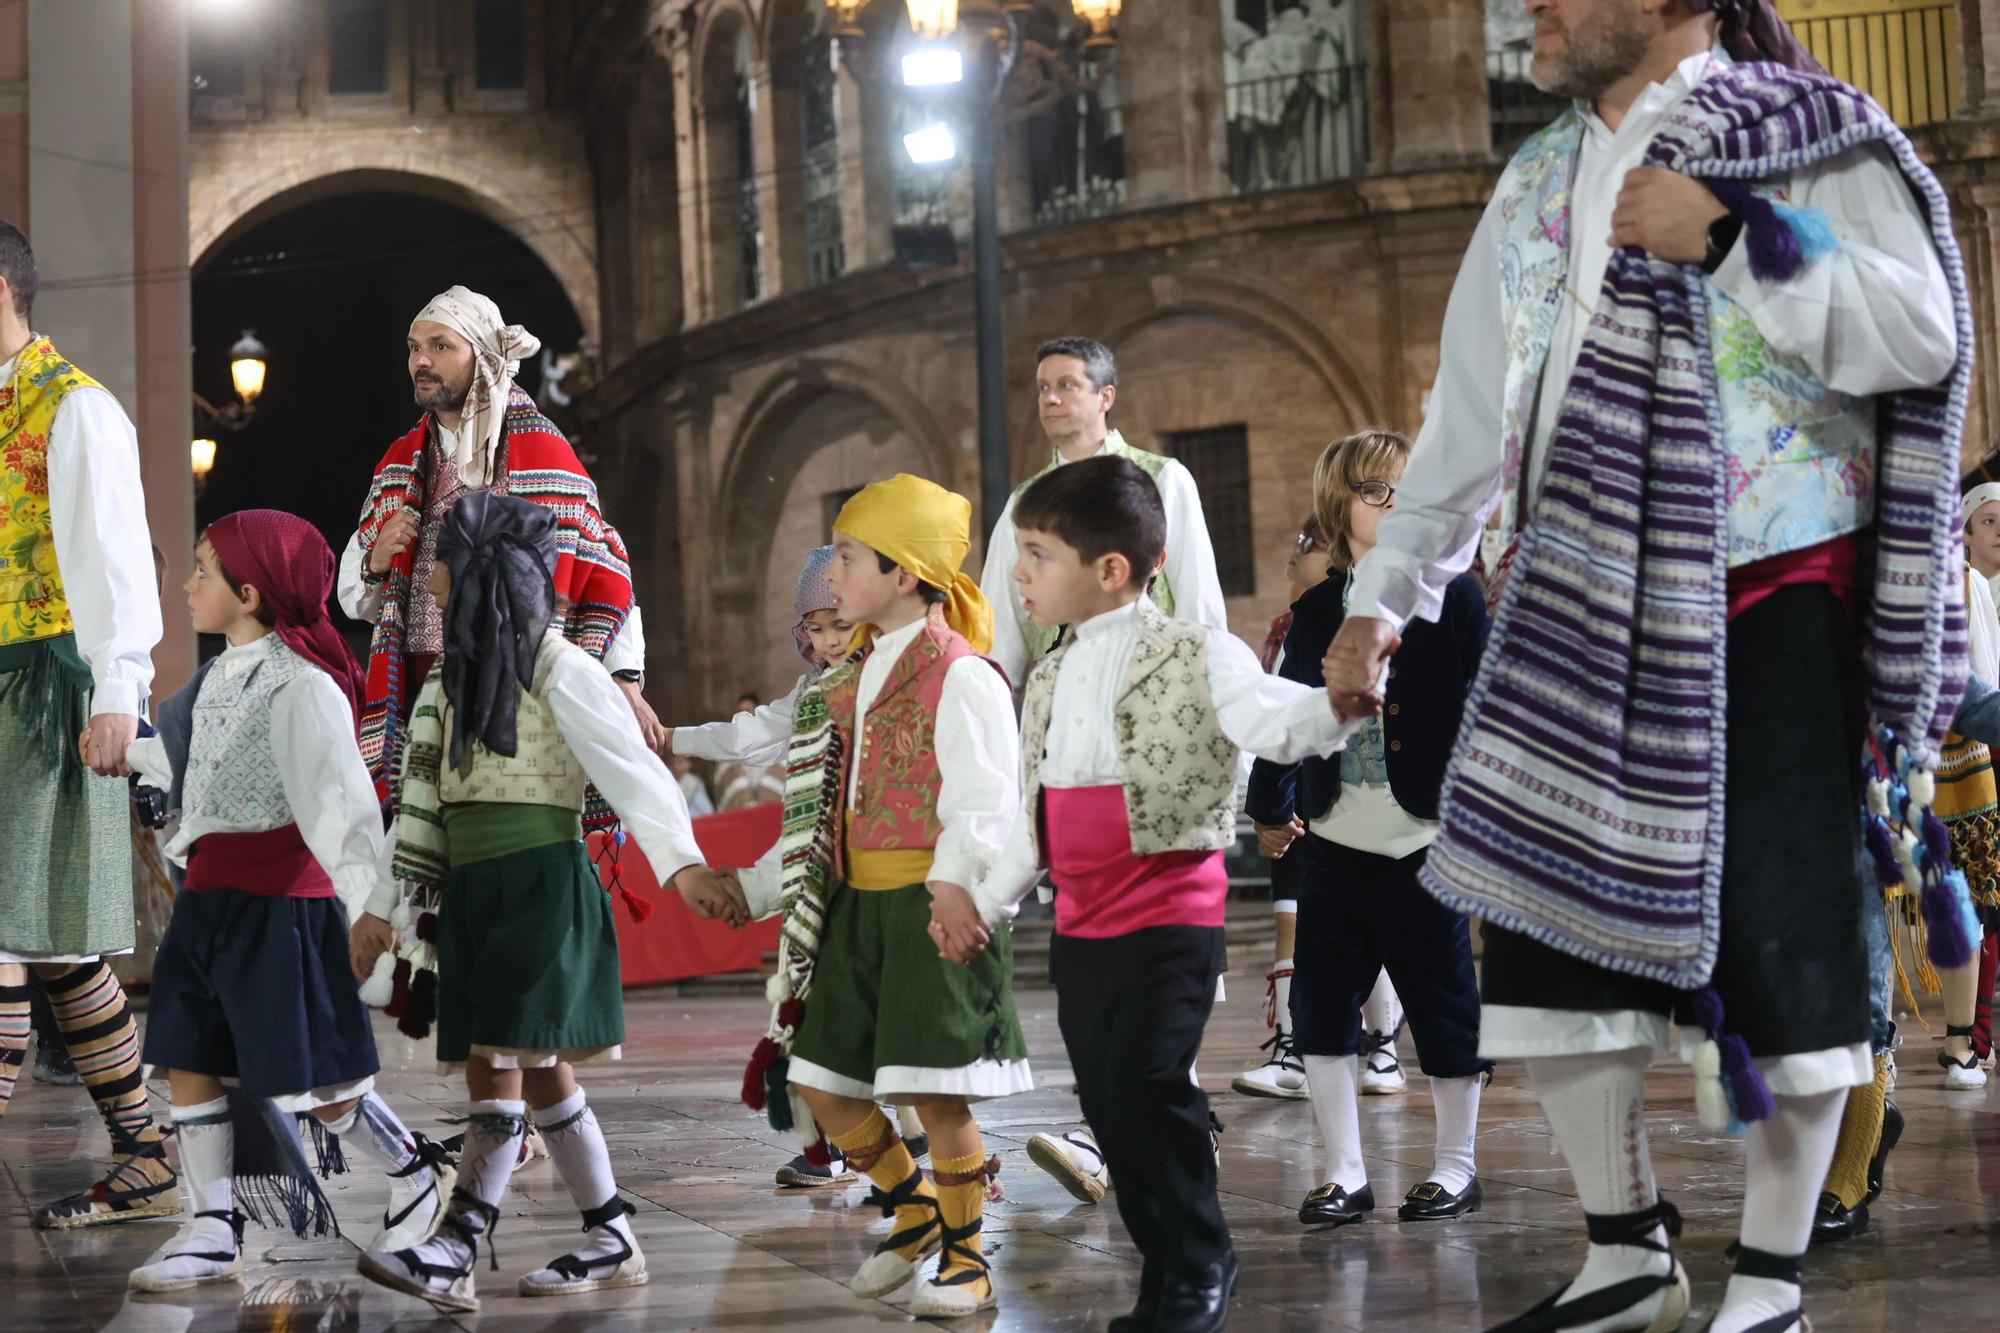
0;338;100;645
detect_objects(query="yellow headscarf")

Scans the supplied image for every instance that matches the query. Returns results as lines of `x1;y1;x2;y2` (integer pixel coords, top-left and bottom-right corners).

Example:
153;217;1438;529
834;474;994;654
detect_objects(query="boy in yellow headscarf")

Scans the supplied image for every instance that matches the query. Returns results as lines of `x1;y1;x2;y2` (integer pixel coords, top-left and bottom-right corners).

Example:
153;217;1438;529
734;474;1026;1319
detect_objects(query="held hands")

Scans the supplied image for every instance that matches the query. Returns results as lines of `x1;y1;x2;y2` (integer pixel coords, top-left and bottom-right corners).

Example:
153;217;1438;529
1255;817;1305;860
1323;616;1399;720
674;864;751;929
367;505;420;575
78;713;138;777
349;911;395;982
928;881;990;966
617;678;669;752
1610;167;1728;265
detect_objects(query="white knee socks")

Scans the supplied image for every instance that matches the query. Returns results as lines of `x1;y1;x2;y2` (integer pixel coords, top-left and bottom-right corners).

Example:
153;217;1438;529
410;1098;523;1272
1361;972;1401;1036
533;1088;636;1269
1711;1088;1846;1333
1428;1074;1481;1193
1302;1054;1367;1191
323;1091;422;1174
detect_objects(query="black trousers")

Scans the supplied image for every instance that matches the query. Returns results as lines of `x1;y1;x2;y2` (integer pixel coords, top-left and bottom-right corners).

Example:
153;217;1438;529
1483;584;1872;1058
1051;925;1230;1284
1291;836;1486;1077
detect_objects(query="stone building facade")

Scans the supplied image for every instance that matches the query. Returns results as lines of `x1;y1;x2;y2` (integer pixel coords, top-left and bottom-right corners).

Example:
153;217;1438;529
189;0;2000;717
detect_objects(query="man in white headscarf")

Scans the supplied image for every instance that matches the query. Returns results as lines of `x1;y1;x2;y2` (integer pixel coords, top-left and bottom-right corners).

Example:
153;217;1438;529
339;287;662;812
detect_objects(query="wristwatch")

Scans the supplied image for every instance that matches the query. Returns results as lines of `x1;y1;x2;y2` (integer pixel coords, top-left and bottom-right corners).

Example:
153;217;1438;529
610;669;643;685
1701;211;1743;276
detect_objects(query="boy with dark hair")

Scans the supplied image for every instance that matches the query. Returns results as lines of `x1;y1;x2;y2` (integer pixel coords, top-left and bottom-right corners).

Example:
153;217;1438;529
966;455;1354;1333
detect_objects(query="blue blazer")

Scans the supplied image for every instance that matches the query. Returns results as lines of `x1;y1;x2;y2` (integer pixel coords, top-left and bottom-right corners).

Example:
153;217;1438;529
1246;571;1489;826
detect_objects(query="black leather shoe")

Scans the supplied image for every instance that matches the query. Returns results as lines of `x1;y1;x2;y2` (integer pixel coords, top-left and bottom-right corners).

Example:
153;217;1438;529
1398;1178;1483;1221
1809;1189;1868;1244
1155;1252;1239;1333
1865;1100;1902;1206
1108;1263;1162;1333
1298;1182;1374;1227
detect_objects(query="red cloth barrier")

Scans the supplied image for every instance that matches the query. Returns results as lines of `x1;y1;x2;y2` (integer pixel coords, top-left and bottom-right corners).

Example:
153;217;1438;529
597;802;783;987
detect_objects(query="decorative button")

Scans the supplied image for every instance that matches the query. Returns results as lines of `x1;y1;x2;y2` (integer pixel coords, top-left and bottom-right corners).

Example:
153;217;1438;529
1387;704;1400;716
1389;740;1403;752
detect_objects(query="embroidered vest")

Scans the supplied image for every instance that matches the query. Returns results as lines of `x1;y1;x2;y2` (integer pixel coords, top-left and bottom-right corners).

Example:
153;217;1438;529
1019;602;1239;859
821;618;984;888
1011;431;1179;664
0;338;105;645
183;640;319;831
437;635;589;811
1493;110;1875;568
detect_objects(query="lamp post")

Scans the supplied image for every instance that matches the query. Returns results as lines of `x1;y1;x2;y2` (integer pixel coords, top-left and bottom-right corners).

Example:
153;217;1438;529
191;328;269;494
839;0;1119;541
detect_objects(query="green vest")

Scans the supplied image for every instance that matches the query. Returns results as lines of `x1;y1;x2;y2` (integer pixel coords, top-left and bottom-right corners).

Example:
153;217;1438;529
1010;430;1178;664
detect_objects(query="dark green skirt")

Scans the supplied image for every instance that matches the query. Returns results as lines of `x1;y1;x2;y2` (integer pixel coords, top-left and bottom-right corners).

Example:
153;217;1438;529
788;882;1031;1102
434;829;624;1068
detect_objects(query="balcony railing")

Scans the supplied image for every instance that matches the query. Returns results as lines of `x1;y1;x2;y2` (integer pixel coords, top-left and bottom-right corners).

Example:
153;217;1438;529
1028;88;1127;228
1488;47;1570;155
1226;64;1368;195
1781;0;1962;127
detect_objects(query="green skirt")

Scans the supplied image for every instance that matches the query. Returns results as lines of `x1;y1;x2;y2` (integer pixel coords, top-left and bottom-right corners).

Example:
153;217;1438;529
788;882;1031;1102
433;830;624;1067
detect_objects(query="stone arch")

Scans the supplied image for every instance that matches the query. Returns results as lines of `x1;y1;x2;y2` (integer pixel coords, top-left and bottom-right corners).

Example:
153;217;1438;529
718;358;957;694
190;161;598;341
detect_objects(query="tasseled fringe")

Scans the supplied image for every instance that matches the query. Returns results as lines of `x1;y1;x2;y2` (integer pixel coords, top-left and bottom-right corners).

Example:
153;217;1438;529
1707;183;1837;283
305;1115;349;1179
398;966;437;1039
742;1037;783;1113
1687;988;1775;1134
386;957;412;1018
225;1091;340;1240
0;637;92;791
1866;729;1982;1021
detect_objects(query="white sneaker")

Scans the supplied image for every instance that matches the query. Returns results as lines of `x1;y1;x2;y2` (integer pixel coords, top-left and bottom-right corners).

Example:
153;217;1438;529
355;1195;493;1314
126;1209;244;1292
910;1273;998;1318
1232;1029;1309;1099
1941;1033;1988;1091
1359;1028;1407;1096
369;1139;455;1254
1026;1130;1109;1204
519;1205;649;1297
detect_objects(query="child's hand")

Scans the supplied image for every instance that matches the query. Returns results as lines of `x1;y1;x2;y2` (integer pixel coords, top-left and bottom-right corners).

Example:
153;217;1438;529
928;882;990;965
674;865;750;928
1255;817;1304;860
349;912;395;982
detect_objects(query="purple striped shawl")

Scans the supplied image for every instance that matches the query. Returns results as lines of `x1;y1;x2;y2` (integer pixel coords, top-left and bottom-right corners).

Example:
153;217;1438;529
1421;63;1971;989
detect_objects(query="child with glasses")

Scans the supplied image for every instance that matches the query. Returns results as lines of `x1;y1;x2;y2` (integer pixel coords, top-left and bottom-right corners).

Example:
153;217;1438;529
1245;429;1493;1229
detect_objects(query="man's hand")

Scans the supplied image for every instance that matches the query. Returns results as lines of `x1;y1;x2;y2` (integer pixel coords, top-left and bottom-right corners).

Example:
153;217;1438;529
367;506;420;575
1610;166;1728;265
349;912;394;982
82;712;138;777
1323;616;1399;719
1255;816;1305;860
674;864;750;928
928;881;991;965
617;677;669;751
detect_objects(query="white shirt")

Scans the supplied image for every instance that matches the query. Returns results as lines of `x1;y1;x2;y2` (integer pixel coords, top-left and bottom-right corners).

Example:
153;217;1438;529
337;530;648;677
2;346;161;716
363;645;706;920
1350;49;1959;631
973;600;1355;926
737;616;1020;918
673;672;806;766
128;637;383;922
980;430;1231;686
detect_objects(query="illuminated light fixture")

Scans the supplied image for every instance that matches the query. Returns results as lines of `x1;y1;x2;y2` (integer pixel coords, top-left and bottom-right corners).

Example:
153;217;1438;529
191;437;218;479
901;45;964;87
905;0;959;40
228;329;268;404
1070;0;1121;47
827;0;867;40
903;121;958;165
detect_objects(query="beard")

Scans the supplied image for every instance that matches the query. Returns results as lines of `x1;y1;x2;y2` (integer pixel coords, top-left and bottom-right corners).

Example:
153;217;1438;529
412;375;468;413
1530;2;1650;101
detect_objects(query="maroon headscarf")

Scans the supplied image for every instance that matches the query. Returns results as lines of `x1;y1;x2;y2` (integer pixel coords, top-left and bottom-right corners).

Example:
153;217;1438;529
1688;0;1822;73
205;510;365;722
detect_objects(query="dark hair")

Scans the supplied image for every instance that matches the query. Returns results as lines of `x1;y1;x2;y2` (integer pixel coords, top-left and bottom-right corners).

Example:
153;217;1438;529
1034;336;1116;390
198;531;276;626
736;692;761;708
0;221;35;324
1013;454;1165;587
873;551;949;605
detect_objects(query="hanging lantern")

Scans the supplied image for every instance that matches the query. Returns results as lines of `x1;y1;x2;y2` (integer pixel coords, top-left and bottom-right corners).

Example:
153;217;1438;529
228;328;268;404
906;0;960;41
827;0;867;41
1071;0;1120;48
190;437;218;479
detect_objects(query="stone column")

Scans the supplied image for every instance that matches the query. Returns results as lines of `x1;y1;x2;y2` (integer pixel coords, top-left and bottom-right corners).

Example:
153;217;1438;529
0;0;25;222
1960;0;2000;116
1117;0;1229;208
835;46;897;269
665;23;712;325
748;57;809;295
1371;0;1490;171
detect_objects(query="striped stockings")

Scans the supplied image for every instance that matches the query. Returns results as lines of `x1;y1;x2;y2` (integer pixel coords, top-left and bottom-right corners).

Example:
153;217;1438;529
0;980;28;1117
41;961;160;1150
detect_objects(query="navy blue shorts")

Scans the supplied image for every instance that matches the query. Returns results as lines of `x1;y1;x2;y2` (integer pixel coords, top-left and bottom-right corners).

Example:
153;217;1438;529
142;890;379;1100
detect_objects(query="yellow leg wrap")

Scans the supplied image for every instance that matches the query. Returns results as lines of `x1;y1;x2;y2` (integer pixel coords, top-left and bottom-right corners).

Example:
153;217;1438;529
831;1109;938;1261
930;1148;997;1301
1823;1052;1890;1209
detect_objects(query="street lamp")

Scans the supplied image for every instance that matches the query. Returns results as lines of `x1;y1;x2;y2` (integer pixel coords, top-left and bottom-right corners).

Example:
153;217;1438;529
228;329;268;405
190;437;218;495
838;0;1120;540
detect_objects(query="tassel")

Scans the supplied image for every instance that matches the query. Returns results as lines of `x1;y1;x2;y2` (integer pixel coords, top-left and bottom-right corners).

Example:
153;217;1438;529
742;1037;782;1112
305;1115;349;1179
1707;183;1802;282
1772;201;1838;264
802;1134;835;1168
766;971;792;1006
776;998;805;1032
386;957;412;1018
1693;1040;1733;1131
390;899;412;933
787;1086;815;1144
1922;866;1977;969
414;911;436;942
619;882;654;923
224;1092;340;1240
765;1059;794;1132
1863;816;1903;888
1716;1033;1776;1124
359;950;396;1008
397;967;436;1039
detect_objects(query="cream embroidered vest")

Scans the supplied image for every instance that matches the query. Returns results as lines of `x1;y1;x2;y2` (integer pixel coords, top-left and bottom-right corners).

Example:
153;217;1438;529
184;640;318;831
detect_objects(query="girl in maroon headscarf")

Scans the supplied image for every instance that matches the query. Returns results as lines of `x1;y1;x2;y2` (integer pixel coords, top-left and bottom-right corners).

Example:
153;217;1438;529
105;509;453;1296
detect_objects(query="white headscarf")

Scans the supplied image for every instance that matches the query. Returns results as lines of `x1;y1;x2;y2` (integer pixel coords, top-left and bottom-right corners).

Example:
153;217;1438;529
1962;483;2000;683
410;286;541;488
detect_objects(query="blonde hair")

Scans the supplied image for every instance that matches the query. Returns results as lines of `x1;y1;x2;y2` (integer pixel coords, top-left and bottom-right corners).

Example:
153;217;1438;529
1312;429;1412;568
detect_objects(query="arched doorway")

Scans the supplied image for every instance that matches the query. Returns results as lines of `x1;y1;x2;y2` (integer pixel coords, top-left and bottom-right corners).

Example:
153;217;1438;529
191;191;585;636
